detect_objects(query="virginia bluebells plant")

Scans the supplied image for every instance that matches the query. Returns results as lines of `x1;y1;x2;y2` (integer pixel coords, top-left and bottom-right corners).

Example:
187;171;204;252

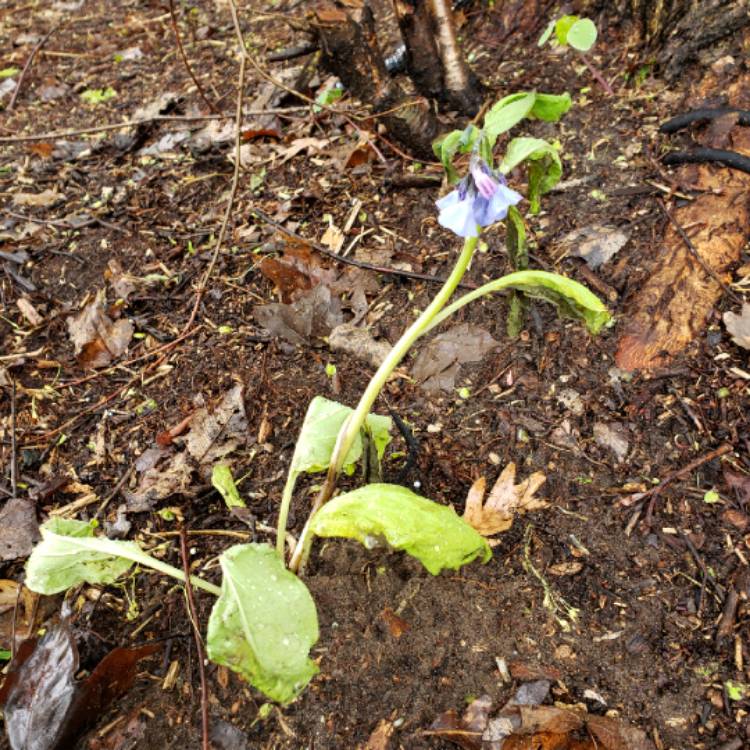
436;155;522;238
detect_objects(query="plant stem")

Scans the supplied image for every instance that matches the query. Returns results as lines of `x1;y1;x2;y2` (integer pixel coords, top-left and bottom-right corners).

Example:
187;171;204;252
288;234;479;573
578;52;614;96
276;470;298;558
96;538;223;597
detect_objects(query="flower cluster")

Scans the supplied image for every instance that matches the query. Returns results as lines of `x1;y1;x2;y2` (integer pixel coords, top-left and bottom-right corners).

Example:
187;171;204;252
436;156;522;238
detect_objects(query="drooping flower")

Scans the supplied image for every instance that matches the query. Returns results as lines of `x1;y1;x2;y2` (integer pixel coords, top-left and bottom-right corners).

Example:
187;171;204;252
436;156;523;238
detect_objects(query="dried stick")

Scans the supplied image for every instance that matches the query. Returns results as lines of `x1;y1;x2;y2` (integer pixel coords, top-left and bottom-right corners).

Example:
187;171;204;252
169;0;218;113
250;207;476;289
178;528;210;750
10;377;18;497
8;22;63;110
182;0;247;333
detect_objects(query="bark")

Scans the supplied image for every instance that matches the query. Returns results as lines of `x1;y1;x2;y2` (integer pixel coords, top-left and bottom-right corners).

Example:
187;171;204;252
312;4;440;159
576;0;750;80
393;0;483;114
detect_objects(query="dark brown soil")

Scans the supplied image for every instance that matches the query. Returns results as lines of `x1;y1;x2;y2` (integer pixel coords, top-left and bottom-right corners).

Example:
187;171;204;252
1;2;750;749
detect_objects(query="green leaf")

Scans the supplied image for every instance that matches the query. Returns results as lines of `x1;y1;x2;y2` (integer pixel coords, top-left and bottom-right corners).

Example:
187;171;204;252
725;680;749;701
567;18;597;52
483;92;536;147
433;125;479;183
0;67;20;79
310;484;492;575
537;20;555;46
0;649;10;660
206;544;319;704
505;205;527;271
500;137;562;213
554;15;579;45
313;83;343;113
25;518;138;595
530;93;572;122
79;87;117;105
212;464;246;509
290;396;391;479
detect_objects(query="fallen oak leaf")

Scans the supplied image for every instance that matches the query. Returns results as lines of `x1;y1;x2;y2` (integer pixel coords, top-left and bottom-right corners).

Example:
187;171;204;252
723;303;750;349
463;463;547;536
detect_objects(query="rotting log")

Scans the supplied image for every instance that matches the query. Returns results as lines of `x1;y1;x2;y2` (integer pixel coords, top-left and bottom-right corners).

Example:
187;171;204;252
312;3;440;159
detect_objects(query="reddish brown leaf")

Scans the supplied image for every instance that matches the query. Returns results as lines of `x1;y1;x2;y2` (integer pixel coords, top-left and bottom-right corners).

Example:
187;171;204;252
363;718;394;750
28;142;54;159
241;128;282;141
381;607;410;638
427;709;482;750
586;715;655;750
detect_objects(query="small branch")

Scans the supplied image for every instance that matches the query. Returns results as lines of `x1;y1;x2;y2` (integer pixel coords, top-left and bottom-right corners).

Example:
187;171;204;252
267;42;319;62
8;22;63;110
181;0;247;334
250;207;474;288
179;528;211;750
10;377;18;498
169;0;218;113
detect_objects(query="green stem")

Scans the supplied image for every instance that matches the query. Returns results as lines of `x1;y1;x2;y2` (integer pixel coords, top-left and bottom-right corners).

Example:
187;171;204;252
95;538;223;597
276;470;298;558
288;234;479;573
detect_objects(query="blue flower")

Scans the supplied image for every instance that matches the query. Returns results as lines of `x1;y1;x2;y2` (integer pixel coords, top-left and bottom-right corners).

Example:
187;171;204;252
436;156;522;238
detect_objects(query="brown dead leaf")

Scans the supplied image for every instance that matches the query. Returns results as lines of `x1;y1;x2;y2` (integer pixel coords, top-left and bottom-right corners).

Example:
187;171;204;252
0;498;40;561
463;464;547;536
723;303;750;349
586;715;654;750
381;608;410;638
363;719;394;750
66;290;133;369
126;384;247;511
329;323;391;368
259;236;335;302
12;189;65;207
548;562;583;576
28;142;54;159
0;581;37;651
273;136;330;165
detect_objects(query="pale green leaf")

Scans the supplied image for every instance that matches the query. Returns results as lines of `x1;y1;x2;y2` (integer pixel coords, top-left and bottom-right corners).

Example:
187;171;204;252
530;93;572;122
483;92;536;146
212;464;246;509
567;18;597;52
500;137;562;213
537;20;555;46
290;396;391;478
80;87;117;105
206;544;318;704
310;484;492;575
555;15;579;45
0;67;20;79
25;518;137;595
432;125;479;183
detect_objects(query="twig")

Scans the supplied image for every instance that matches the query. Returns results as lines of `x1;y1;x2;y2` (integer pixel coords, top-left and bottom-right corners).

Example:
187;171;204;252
10;377;18;498
657;199;742;304
267;42;319;62
250;207;476;289
578;52;614;96
8;22;63;110
0;111;308;144
169;0;218;113
182;0;247;334
94;465;135;520
3;209;128;234
178;528;210;750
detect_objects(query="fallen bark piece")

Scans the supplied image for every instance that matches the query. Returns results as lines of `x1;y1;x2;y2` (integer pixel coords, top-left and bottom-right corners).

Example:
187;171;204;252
723;303;750;349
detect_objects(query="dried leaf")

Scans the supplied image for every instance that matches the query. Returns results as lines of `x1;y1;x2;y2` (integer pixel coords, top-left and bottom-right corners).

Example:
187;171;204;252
273;136;330;165
259;237;336;302
126;384;248;510
0;621;159;750
428;709;482;750
363;719;394;750
13;189;65;207
381;607;410;638
593;422;629;462
0;498;40;561
723;303;750;349
561;224;630;269
329;323;391;368
463;464;547;536
16;296;44;326
66;290;133;369
413;324;498;392
255;285;343;345
586;715;655;750
723;466;750;506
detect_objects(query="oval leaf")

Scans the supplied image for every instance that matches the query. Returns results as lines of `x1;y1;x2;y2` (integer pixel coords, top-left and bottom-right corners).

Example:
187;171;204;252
530;93;572;122
290;396;391;478
567;18;597;52
500;137;562;213
310;484;492;575
206;544;319;704
25;518;138;595
483;92;536;146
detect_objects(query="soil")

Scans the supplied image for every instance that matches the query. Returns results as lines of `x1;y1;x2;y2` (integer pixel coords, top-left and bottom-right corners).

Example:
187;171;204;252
1;2;750;749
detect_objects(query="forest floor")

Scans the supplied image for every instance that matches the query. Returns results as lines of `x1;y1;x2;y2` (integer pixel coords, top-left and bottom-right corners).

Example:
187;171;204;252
1;1;750;749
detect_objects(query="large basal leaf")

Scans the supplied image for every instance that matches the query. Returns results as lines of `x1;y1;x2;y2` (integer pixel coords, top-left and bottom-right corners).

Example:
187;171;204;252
206;544;319;704
310;484;492;575
530;93;572;122
25;518;138;595
500;137;562;214
290;396;392;478
430;269;611;336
